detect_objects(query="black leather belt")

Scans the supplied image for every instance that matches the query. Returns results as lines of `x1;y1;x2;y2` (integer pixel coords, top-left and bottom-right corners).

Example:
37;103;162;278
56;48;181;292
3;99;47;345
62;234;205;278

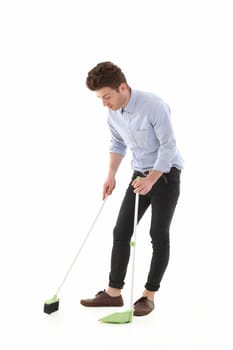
134;167;181;177
134;170;151;177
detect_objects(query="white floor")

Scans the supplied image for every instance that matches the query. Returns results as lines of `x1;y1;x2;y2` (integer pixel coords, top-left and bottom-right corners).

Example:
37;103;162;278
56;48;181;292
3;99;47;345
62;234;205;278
2;277;233;350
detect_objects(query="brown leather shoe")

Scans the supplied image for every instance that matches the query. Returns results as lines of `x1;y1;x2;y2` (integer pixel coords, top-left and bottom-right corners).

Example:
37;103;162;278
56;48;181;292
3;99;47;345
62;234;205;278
133;296;154;316
80;290;124;307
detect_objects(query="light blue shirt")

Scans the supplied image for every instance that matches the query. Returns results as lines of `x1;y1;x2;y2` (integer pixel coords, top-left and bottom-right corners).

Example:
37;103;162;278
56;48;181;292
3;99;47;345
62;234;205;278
107;89;184;173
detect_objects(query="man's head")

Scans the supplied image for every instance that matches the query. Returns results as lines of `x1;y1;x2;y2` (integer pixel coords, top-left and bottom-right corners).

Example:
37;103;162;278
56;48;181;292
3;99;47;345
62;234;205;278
86;61;131;111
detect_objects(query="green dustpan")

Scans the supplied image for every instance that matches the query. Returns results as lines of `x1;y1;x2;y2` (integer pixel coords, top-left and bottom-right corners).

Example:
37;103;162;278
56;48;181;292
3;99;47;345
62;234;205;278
99;191;140;324
99;309;133;324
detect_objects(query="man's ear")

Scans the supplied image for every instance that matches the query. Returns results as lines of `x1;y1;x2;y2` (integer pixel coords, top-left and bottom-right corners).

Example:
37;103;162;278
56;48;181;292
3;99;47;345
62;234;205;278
119;82;127;92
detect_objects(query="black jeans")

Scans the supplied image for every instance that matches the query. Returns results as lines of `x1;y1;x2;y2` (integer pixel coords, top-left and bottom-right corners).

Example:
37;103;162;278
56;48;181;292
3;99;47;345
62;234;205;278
109;167;181;292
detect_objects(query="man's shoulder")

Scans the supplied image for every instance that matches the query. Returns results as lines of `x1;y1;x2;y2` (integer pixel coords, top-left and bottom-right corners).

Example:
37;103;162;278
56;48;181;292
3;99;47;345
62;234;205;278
135;90;168;109
135;89;164;101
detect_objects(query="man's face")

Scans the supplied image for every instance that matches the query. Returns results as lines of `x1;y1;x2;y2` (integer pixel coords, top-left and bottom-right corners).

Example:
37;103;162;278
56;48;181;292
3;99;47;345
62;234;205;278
96;84;128;111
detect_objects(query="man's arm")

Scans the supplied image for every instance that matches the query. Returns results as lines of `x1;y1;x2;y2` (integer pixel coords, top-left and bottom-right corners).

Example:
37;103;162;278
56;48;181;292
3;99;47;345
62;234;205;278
133;100;174;195
102;152;124;199
151;101;177;173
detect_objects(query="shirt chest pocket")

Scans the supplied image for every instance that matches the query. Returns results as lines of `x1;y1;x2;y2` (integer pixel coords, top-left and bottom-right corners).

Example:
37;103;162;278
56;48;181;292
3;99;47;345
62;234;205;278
133;128;156;148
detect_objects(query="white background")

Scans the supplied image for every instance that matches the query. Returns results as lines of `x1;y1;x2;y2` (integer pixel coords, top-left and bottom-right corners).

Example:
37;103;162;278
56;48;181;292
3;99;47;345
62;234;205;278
0;0;233;349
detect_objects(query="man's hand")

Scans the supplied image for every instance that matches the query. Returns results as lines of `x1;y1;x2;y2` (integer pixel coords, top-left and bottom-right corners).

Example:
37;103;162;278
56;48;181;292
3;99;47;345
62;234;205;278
132;170;163;195
103;175;116;199
132;177;154;195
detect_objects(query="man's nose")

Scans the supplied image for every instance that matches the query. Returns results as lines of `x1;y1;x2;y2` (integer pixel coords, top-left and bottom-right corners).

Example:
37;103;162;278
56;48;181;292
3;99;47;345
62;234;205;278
102;99;108;107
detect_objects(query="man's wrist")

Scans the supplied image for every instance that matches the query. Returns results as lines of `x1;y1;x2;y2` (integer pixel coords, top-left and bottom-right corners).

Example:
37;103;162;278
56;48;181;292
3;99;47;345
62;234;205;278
147;170;163;184
108;170;116;178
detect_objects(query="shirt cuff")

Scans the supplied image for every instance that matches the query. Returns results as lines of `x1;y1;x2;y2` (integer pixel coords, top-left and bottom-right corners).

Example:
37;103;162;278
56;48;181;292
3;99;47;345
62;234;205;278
152;159;172;173
109;145;126;157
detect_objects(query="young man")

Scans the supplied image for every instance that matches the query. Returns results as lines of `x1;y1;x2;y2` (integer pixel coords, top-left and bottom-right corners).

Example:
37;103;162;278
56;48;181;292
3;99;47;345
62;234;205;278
80;61;184;316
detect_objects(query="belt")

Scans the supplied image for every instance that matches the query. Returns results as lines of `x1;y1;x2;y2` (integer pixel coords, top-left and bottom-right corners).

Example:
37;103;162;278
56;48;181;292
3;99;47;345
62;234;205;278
134;167;181;177
134;170;151;177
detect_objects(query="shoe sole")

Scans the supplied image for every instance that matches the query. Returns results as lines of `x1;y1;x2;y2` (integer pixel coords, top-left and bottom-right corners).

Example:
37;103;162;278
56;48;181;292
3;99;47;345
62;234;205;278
80;300;124;307
133;309;154;316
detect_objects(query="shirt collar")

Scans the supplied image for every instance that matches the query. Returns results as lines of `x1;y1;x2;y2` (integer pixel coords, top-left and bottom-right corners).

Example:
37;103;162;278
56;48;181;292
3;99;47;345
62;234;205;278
122;89;136;114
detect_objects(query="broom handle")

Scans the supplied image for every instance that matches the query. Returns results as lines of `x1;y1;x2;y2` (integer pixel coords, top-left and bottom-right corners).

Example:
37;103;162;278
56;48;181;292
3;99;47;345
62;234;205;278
129;191;139;310
56;197;108;296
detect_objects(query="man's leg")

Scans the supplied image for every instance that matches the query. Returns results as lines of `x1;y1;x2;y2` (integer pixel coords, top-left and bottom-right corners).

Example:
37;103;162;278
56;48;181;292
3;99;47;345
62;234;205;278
145;167;181;293
108;174;150;293
133;168;181;316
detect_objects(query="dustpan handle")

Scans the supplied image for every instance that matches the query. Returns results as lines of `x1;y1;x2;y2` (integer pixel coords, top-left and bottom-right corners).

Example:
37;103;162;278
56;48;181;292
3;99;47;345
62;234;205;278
129;188;140;310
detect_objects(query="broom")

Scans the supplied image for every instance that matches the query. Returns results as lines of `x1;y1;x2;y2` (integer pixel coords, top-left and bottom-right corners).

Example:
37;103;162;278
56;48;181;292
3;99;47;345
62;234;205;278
43;197;107;314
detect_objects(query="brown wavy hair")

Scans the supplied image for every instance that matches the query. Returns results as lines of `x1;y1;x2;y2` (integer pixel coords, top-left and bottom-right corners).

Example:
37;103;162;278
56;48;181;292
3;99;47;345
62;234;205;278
86;61;128;91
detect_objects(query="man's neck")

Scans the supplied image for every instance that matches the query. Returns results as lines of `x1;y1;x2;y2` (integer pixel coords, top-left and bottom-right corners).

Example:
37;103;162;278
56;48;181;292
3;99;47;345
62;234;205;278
122;87;131;108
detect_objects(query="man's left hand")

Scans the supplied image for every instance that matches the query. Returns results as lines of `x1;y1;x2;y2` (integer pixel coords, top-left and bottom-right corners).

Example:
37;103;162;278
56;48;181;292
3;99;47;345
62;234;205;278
131;170;163;195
